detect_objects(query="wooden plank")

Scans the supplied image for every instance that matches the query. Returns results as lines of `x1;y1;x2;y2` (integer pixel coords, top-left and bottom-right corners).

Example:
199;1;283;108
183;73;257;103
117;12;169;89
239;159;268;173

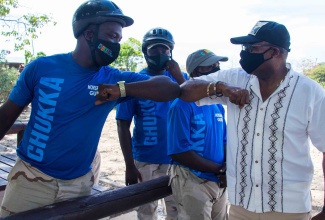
92;184;110;193
0;158;12;191
5;122;27;135
90;188;99;195
90;185;110;195
3;175;172;220
1;154;17;161
0;163;12;173
0;170;9;180
0;156;15;167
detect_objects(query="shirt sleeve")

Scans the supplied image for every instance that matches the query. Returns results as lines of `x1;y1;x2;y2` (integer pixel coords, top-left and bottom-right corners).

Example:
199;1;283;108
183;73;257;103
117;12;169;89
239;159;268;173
9;60;37;107
193;71;227;106
194;68;249;106
115;99;136;121
308;83;325;151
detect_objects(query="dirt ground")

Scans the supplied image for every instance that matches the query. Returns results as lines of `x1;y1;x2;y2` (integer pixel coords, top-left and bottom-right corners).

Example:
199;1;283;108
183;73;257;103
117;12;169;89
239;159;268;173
0;107;323;219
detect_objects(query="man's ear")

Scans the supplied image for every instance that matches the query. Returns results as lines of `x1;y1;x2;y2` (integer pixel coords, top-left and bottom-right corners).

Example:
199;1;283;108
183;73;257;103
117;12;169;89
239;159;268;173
83;30;94;41
273;47;281;57
190;71;197;78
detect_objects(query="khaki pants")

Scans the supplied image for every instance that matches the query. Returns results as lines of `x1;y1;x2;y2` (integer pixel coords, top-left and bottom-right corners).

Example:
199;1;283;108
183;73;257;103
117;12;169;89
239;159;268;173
228;204;311;220
0;157;96;217
169;165;228;220
92;150;101;184
135;161;178;220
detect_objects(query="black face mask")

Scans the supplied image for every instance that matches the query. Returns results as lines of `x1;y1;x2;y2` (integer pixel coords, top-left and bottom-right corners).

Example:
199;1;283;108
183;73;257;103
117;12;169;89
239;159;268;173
239;48;272;74
197;66;220;76
95;39;120;66
145;54;170;71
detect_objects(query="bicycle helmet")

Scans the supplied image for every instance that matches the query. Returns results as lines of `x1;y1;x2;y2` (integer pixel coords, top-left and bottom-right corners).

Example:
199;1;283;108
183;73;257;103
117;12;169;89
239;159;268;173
72;0;134;38
142;27;175;54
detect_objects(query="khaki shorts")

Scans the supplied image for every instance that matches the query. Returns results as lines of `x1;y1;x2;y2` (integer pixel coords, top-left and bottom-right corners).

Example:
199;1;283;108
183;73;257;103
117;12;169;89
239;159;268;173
135;161;178;220
92;150;101;184
169;165;228;220
0;158;95;217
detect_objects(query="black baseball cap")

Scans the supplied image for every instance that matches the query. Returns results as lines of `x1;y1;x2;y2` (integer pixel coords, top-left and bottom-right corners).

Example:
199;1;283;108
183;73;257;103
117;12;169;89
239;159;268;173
230;21;291;52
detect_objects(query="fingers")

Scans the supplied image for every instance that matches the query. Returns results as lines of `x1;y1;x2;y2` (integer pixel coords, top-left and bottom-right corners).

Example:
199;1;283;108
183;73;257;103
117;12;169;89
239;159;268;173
126;179;138;186
227;88;250;108
236;90;248;108
94;100;105;106
219;165;227;174
138;173;143;182
165;59;179;69
95;87;117;105
165;61;173;70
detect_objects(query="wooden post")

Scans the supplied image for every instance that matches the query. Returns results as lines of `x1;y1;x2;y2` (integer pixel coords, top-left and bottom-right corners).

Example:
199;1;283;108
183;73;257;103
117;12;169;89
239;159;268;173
1;175;172;220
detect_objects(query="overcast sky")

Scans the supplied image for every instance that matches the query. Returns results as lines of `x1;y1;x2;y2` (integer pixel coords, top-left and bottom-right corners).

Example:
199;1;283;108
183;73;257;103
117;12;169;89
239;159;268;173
3;0;325;71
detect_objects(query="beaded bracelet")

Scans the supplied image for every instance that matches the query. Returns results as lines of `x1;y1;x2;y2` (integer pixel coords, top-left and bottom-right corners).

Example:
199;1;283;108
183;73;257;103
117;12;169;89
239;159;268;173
215;81;223;97
207;82;214;98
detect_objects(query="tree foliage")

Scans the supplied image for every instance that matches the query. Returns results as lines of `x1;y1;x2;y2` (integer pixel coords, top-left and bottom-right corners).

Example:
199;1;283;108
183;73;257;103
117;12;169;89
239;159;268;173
0;49;10;63
0;65;19;102
307;64;325;88
296;58;318;74
24;50;45;64
110;37;144;71
0;0;56;51
0;1;52;102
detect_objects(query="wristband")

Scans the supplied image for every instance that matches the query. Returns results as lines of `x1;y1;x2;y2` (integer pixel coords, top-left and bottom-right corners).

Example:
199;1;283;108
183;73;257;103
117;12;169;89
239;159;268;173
215;81;223;97
207;82;214;98
117;81;126;97
212;81;217;98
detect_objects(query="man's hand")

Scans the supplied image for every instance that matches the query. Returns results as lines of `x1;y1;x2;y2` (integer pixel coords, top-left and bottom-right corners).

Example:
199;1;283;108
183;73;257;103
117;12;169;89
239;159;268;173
165;59;185;84
165;59;181;74
125;166;143;186
95;84;121;105
216;163;227;188
219;83;250;108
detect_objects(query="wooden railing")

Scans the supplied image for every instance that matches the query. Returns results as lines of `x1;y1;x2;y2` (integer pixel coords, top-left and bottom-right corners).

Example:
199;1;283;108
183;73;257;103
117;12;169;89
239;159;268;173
2;175;171;220
4;121;27;147
2;122;172;219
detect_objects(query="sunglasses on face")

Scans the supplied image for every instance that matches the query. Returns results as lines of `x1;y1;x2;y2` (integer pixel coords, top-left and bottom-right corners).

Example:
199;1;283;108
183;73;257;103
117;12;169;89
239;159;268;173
241;44;275;53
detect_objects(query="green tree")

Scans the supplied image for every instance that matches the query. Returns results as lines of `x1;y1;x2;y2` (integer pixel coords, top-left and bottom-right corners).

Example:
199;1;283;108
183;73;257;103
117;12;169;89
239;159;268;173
307;64;325;88
110;37;143;71
24;50;46;64
0;0;56;52
0;49;10;63
0;66;19;102
0;0;54;104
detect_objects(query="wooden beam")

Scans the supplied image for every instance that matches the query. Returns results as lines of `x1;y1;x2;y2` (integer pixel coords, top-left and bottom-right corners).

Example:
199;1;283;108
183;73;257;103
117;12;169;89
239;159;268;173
5;121;27;147
2;175;172;220
5;122;27;135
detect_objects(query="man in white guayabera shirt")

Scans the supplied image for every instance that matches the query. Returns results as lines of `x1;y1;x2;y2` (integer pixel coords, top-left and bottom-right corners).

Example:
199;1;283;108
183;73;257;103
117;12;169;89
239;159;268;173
179;20;325;220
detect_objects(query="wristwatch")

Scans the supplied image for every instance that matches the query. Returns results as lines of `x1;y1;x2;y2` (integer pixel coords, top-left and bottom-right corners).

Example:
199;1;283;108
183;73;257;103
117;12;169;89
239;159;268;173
117;81;126;97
